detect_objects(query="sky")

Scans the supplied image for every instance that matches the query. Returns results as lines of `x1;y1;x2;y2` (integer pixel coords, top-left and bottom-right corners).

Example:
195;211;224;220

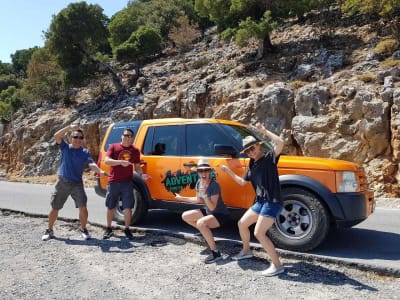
0;0;129;63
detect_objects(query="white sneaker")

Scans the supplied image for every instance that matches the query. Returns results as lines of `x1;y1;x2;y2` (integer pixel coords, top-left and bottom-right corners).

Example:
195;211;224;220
42;229;54;241
261;264;284;277
78;228;91;240
231;251;253;261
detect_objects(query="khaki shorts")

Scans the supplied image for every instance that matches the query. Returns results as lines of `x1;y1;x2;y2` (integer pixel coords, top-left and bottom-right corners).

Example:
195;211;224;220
50;176;87;210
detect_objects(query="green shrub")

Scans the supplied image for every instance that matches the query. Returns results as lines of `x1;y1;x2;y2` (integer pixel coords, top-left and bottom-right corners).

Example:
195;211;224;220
220;28;236;42
220;62;235;73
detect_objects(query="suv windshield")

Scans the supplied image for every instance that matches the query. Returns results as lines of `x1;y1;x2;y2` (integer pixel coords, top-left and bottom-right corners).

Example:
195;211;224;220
103;121;142;151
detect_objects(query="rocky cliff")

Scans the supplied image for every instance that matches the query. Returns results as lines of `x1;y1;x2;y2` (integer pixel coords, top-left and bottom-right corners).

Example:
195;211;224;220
0;14;399;197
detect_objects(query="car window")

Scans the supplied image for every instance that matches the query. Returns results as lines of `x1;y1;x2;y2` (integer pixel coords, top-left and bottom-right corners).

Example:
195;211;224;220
218;124;273;157
143;125;184;156
186;124;237;156
104;121;142;151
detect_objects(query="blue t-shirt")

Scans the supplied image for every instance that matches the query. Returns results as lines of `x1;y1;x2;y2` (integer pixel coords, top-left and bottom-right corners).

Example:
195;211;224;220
57;139;94;183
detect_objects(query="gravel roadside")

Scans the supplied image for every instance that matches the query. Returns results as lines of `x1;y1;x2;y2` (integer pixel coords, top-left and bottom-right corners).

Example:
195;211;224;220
0;210;399;300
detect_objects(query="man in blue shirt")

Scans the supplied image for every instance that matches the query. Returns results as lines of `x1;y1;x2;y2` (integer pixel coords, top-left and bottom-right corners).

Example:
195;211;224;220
42;123;107;241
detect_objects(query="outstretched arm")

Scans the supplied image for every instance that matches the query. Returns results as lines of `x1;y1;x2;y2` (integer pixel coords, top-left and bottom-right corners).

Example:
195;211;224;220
88;162;108;177
220;165;247;186
175;193;202;204
254;122;284;156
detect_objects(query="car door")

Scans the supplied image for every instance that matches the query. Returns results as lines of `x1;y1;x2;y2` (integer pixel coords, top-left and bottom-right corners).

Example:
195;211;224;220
140;124;186;201
184;123;254;209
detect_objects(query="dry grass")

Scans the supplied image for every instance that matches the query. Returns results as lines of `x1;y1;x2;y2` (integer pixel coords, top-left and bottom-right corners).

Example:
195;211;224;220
357;73;377;83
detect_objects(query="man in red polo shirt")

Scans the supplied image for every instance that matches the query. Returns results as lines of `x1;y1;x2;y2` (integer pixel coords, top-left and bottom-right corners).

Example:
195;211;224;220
102;128;150;239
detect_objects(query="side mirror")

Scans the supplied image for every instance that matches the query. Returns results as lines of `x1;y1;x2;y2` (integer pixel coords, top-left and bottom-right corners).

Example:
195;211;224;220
214;144;238;157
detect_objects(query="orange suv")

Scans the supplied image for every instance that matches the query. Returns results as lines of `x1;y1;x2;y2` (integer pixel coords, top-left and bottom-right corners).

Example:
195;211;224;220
95;118;375;251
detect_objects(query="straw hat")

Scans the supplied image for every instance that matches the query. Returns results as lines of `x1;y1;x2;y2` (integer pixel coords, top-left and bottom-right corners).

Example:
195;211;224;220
241;136;262;153
196;158;212;170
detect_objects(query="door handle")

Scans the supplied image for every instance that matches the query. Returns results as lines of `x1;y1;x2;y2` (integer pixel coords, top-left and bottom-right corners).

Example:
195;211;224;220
183;162;197;167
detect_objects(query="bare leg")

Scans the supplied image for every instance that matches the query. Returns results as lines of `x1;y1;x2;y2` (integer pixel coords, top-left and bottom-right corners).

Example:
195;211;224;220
47;209;59;229
124;208;132;227
237;209;259;252
254;215;281;267
78;207;88;229
196;215;220;251
182;209;203;228
106;208;115;228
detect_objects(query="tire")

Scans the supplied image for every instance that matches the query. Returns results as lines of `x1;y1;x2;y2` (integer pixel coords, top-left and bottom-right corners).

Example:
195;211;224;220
268;187;330;252
114;182;148;225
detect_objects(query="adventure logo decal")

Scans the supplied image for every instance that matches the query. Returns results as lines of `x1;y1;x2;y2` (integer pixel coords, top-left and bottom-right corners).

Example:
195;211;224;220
162;169;216;194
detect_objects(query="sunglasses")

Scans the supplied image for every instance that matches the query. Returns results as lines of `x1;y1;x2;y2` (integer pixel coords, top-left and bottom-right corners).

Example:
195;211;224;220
244;145;256;154
71;136;84;140
122;134;133;138
197;169;211;173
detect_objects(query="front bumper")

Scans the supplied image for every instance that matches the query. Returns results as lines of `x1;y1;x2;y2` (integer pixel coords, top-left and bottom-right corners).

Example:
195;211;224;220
334;189;375;228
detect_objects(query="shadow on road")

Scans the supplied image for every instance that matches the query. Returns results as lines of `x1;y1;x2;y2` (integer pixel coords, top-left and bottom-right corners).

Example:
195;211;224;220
280;262;378;291
55;229;188;254
56;236;136;253
312;228;400;261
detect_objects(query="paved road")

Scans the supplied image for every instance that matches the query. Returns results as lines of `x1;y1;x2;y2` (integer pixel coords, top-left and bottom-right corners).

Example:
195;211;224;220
1;181;399;276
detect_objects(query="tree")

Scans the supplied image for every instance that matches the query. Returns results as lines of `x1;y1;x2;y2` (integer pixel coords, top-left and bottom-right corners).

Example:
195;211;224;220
340;0;400;16
195;0;326;58
11;47;38;78
115;26;162;77
0;61;14;76
195;0;234;29
46;1;127;94
109;0;200;48
0;86;23;122
235;11;276;59
168;15;201;51
340;0;400;41
0;61;19;94
109;8;144;48
23;47;66;104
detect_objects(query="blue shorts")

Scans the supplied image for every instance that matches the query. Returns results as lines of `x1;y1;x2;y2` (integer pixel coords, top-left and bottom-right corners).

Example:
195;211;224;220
251;201;282;219
105;181;134;210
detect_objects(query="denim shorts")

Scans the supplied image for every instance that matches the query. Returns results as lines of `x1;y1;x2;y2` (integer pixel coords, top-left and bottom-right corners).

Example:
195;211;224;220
105;181;134;210
251;200;282;219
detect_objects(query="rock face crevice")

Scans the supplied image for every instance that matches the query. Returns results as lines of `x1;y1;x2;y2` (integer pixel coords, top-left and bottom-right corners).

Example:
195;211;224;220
1;18;400;197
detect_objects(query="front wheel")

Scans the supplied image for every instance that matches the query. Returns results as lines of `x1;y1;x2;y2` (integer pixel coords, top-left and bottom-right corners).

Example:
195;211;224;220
114;182;148;225
268;187;330;252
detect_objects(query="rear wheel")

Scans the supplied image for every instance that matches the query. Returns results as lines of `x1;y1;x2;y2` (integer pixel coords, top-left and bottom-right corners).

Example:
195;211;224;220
114;182;148;225
268;187;330;252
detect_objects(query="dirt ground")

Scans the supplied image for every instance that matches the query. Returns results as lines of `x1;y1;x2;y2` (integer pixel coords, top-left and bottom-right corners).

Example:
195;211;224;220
0;210;399;300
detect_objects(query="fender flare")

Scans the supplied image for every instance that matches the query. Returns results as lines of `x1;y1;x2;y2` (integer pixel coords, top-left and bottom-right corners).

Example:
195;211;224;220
132;173;152;206
279;174;345;220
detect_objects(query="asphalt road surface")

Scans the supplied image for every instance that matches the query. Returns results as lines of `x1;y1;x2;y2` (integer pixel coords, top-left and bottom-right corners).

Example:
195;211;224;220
0;181;399;276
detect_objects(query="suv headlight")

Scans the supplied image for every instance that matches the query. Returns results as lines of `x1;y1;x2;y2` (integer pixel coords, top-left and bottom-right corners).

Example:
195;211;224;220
336;171;358;192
